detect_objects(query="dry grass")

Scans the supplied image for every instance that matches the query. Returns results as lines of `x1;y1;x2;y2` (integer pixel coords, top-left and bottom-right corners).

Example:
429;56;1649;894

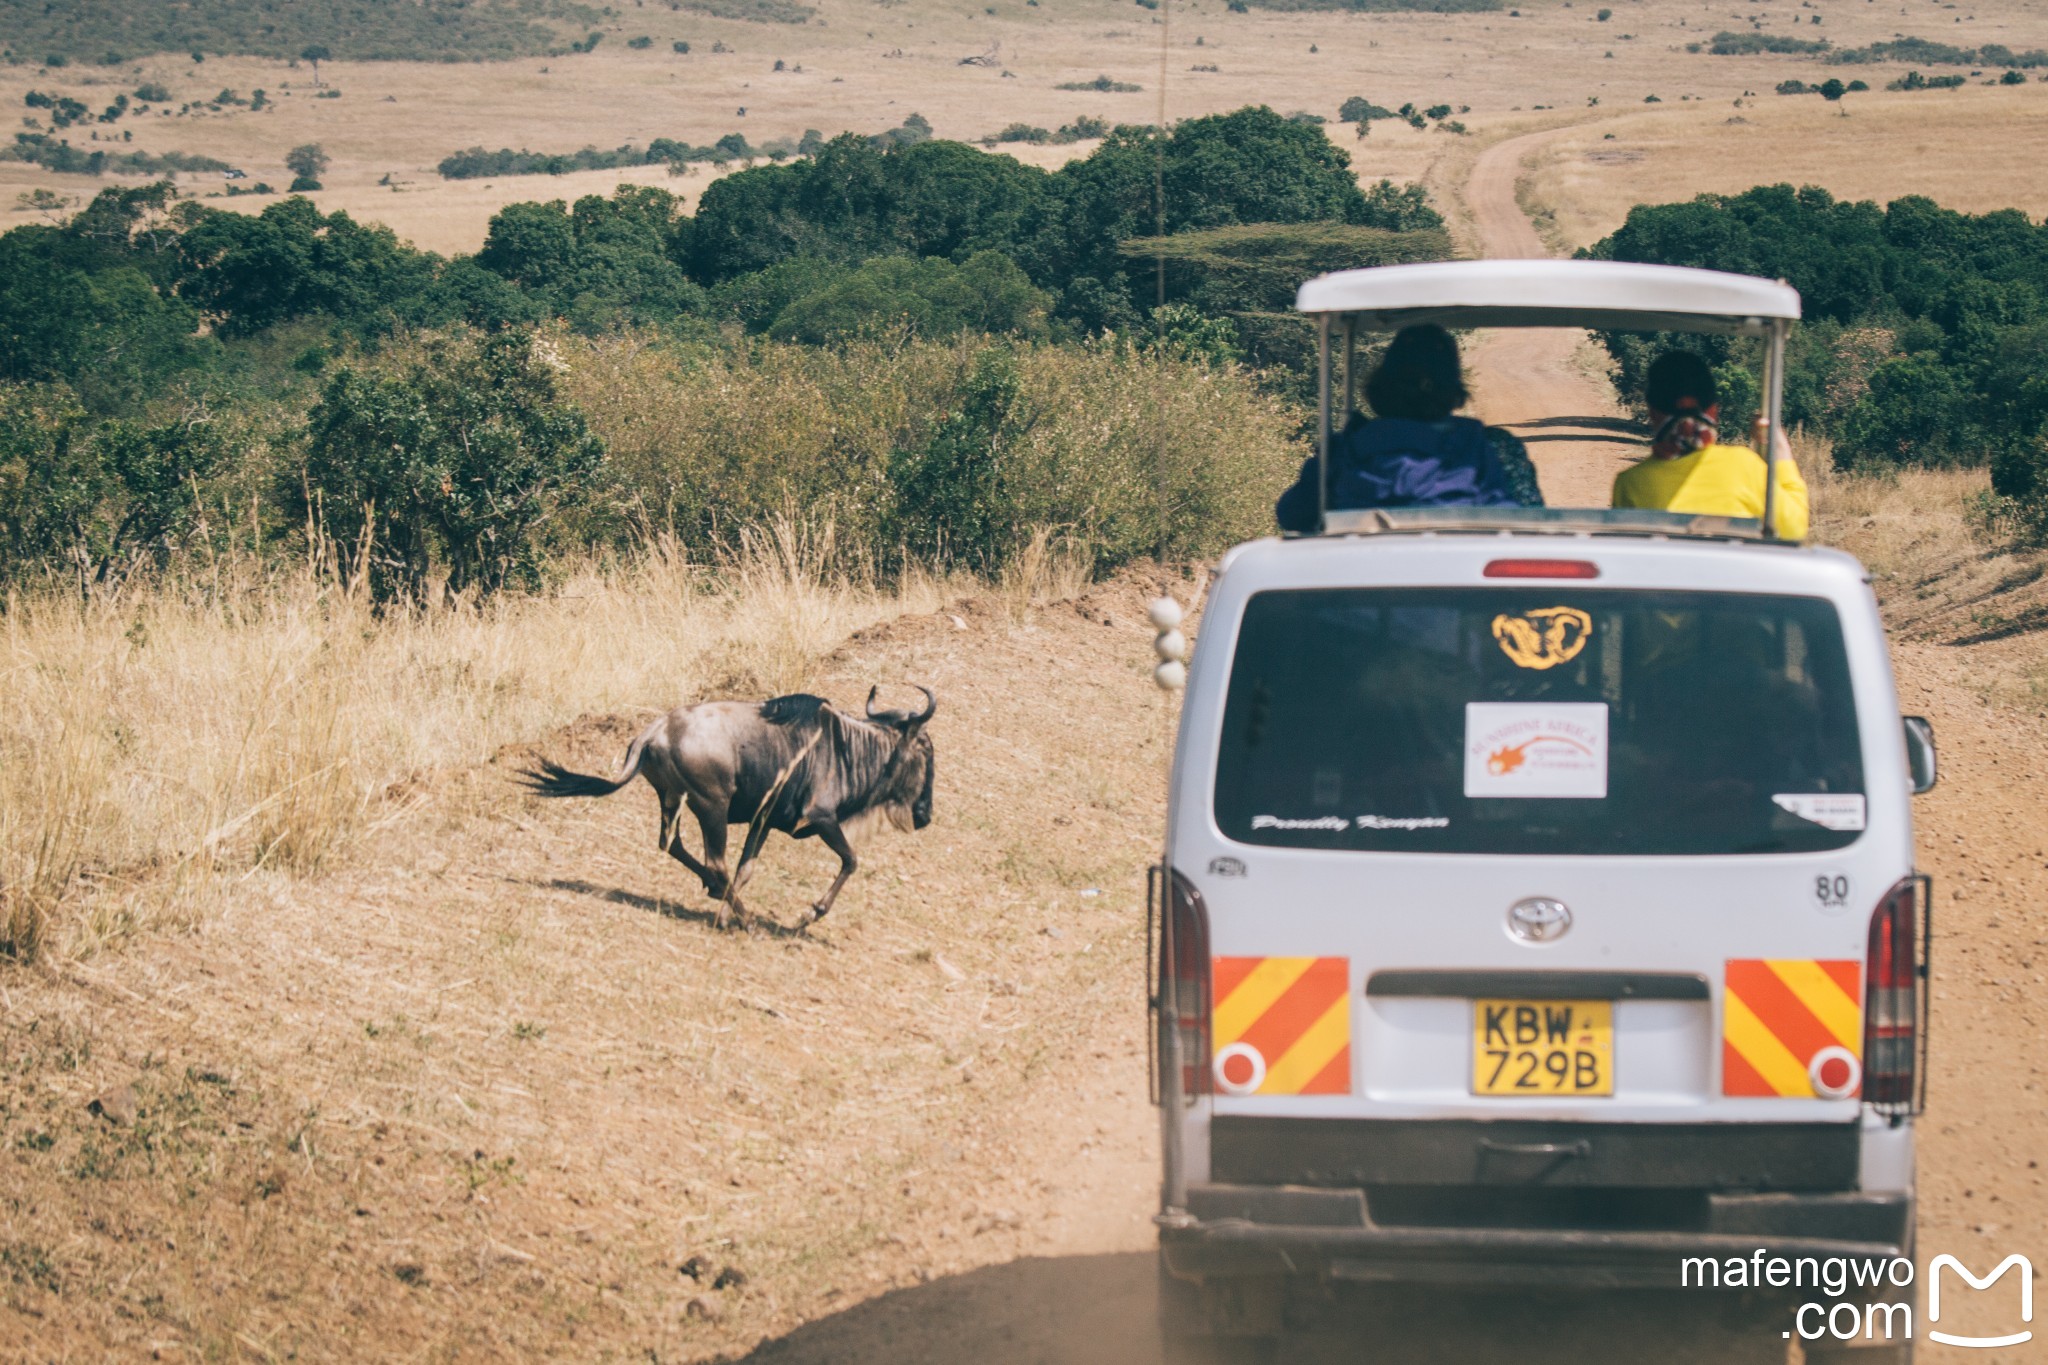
9;0;2045;252
1805;444;2048;705
1524;84;2048;253
0;525;958;963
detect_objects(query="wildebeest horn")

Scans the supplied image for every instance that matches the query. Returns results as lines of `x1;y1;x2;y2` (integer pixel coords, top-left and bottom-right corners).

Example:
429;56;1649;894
867;684;936;723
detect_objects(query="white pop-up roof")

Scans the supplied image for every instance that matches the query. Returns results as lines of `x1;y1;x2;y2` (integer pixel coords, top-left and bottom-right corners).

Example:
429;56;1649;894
1295;259;1801;336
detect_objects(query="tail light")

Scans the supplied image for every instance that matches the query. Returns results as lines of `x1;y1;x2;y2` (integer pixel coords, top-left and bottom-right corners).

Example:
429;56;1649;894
1148;867;1211;1103
1863;875;1931;1116
1483;558;1600;579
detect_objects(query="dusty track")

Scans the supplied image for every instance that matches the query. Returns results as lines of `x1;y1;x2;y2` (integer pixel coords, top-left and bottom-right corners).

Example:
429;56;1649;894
1461;127;1640;510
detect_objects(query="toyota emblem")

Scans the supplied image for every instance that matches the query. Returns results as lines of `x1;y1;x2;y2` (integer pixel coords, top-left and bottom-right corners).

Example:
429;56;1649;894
1507;897;1572;944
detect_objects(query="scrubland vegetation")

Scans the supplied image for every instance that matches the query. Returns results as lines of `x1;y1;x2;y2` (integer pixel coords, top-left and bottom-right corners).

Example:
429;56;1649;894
1582;184;2048;532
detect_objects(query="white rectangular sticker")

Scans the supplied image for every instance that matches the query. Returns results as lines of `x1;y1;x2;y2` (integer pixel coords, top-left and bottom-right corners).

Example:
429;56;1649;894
1464;703;1609;799
1772;793;1867;831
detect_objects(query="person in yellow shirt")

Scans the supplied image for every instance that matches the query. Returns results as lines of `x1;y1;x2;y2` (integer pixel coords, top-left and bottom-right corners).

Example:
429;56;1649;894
1611;352;1809;539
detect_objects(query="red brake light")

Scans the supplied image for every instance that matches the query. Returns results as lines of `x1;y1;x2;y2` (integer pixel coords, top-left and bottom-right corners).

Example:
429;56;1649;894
1483;559;1600;579
1863;876;1929;1116
1151;870;1212;1101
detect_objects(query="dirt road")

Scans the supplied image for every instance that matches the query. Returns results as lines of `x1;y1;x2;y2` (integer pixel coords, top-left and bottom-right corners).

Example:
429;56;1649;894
1460;127;1641;510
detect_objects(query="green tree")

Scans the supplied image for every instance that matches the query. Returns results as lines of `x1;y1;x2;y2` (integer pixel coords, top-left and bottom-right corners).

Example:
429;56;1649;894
1026;105;1404;329
475;187;702;328
299;330;605;601
284;142;328;190
300;44;331;84
687;135;1049;283
1836;354;1975;466
477;199;577;291
172;195;441;339
0;183;210;410
885;345;1023;569
766;251;1051;344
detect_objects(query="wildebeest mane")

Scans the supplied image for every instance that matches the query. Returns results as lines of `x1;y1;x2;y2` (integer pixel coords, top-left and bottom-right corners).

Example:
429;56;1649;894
758;694;830;726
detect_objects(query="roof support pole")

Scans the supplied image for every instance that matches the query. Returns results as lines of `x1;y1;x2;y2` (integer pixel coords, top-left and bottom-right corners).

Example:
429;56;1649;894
1317;313;1333;534
1342;318;1358;421
1761;319;1787;539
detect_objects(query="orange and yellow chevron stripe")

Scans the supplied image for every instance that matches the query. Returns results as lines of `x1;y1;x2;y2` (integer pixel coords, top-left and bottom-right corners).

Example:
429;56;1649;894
1210;957;1351;1096
1723;959;1863;1098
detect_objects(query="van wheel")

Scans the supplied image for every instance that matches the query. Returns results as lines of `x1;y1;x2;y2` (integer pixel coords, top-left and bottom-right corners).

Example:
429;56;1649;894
1802;1347;1911;1365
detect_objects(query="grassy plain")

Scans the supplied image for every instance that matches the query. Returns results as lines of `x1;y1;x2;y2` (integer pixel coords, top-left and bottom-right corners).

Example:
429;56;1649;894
2;0;2046;252
1524;82;2048;251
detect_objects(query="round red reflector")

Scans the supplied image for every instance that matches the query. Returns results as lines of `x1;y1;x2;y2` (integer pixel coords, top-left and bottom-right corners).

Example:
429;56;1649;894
1817;1055;1853;1091
1221;1053;1256;1087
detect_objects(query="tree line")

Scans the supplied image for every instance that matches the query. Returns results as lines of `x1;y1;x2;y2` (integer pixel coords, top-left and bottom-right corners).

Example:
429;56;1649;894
1582;183;2048;516
0;106;1447;594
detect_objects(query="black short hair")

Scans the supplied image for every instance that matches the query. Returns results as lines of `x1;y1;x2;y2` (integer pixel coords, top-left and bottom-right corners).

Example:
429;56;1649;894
1646;351;1718;413
1366;323;1468;421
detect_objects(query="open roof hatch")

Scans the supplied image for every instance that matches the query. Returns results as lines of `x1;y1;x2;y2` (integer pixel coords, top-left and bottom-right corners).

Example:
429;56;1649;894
1294;260;1803;542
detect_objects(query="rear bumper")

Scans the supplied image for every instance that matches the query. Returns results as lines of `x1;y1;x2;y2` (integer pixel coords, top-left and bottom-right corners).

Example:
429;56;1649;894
1162;1185;1912;1290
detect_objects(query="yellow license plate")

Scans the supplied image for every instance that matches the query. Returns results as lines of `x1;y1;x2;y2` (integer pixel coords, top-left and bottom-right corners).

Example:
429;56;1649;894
1472;999;1614;1096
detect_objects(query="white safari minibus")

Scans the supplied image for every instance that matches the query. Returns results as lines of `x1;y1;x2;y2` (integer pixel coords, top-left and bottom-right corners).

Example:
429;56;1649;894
1150;261;1935;1363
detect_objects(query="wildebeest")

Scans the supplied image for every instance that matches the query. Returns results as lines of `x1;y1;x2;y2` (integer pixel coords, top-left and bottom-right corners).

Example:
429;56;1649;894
521;686;936;928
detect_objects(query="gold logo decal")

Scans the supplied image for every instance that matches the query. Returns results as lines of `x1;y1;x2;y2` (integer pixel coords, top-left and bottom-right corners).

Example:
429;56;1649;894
1492;607;1593;671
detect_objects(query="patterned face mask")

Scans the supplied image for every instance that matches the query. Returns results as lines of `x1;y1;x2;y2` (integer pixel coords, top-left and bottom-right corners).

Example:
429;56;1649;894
1650;402;1717;458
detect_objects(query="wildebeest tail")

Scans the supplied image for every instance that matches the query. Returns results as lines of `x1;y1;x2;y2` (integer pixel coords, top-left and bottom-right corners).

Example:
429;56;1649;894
519;736;648;799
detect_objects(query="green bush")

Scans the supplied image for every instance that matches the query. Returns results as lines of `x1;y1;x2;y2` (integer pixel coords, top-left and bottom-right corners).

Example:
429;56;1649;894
1708;31;1828;55
299;330;604;601
1827;36;2048;67
764;252;1051;344
1057;74;1141;92
1338;95;1395;122
0;382;244;588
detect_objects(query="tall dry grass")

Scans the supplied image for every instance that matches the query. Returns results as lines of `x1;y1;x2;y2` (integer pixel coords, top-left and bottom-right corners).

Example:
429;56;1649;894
555;331;1300;571
1802;438;1999;600
0;521;958;962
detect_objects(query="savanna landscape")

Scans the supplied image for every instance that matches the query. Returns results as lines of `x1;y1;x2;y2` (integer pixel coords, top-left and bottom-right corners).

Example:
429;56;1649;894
3;0;2048;1360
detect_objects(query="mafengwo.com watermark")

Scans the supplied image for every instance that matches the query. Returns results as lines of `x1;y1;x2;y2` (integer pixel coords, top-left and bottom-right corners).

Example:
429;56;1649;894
1682;1249;2034;1348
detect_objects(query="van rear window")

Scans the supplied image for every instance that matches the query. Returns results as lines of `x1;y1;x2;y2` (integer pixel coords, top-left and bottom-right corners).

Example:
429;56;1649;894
1214;588;1865;856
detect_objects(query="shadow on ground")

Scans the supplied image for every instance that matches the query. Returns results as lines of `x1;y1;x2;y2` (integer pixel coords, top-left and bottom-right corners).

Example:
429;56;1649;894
1503;415;1647;447
726;1253;1786;1365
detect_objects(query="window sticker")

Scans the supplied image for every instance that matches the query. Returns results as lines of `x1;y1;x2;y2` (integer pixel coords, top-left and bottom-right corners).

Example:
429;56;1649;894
1491;606;1594;671
1772;793;1867;831
1464;703;1609;799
